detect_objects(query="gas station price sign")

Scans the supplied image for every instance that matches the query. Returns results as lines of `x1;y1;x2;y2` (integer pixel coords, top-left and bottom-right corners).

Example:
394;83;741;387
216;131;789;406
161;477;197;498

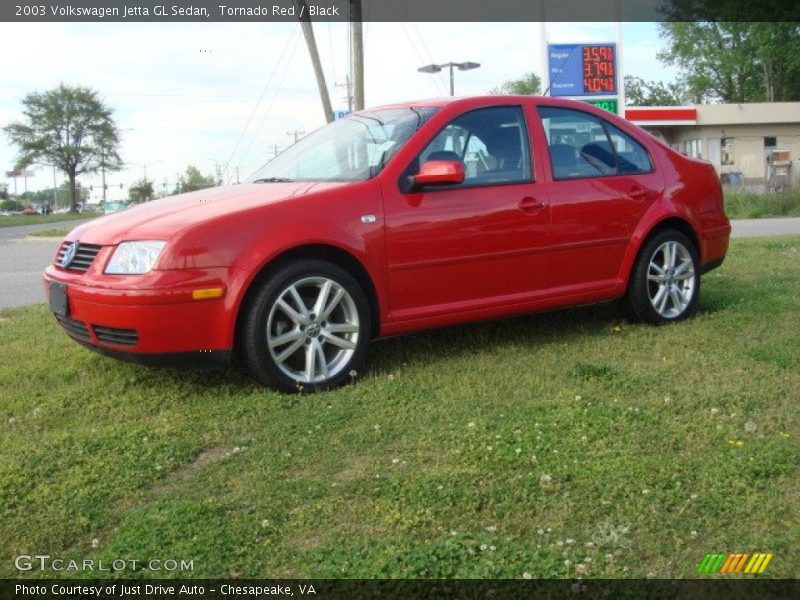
549;43;618;98
582;45;616;94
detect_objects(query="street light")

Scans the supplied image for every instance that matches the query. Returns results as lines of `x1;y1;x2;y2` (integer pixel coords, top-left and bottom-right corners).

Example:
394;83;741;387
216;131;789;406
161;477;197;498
418;61;481;96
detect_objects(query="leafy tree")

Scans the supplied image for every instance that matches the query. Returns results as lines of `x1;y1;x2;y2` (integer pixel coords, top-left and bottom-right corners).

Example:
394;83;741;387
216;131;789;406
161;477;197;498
0;184;7;201
624;75;688;106
658;22;800;103
489;72;542;96
3;84;122;213
178;165;216;194
128;178;154;203
1;199;17;211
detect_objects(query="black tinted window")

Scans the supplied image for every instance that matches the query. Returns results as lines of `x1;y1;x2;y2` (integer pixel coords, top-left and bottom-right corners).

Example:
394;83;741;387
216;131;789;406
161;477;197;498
605;123;652;174
538;106;652;179
419;106;532;185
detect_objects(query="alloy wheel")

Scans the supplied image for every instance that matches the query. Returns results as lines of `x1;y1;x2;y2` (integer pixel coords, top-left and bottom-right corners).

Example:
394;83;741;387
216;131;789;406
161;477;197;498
266;276;360;384
646;240;696;319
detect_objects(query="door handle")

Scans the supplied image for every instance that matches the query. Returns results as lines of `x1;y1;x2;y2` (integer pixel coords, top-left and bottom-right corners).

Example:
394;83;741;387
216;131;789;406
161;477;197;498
518;197;546;212
627;185;649;201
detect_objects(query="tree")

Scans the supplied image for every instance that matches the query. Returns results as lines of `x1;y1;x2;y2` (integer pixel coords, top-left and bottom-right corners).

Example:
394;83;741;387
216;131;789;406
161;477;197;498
178;166;216;194
128;178;154;203
658;22;800;103
624;76;688;106
3;84;122;213
489;72;542;96
0;184;7;201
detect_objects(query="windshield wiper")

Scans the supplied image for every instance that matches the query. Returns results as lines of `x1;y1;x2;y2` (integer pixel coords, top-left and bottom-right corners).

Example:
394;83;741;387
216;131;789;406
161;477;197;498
252;177;295;183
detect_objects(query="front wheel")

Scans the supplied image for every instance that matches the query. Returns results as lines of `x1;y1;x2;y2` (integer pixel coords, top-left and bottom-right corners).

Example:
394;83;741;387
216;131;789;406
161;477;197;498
239;260;372;392
620;230;700;324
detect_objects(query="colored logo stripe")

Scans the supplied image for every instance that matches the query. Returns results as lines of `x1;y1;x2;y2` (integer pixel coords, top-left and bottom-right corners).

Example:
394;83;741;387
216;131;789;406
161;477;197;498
697;553;773;574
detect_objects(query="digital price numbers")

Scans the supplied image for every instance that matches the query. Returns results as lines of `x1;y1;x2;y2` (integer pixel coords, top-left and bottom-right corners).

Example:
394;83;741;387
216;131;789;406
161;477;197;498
582;45;616;94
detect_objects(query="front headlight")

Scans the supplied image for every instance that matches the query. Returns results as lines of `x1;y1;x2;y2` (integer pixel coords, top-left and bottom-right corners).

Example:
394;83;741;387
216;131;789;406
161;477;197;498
105;241;166;275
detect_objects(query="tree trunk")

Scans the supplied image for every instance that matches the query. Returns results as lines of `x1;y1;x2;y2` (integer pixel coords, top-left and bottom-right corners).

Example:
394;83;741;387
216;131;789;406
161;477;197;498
68;171;78;213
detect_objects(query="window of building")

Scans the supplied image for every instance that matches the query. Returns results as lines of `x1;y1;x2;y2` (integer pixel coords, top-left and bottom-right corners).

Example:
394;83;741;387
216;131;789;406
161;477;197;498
721;138;735;165
764;136;777;148
683;139;702;159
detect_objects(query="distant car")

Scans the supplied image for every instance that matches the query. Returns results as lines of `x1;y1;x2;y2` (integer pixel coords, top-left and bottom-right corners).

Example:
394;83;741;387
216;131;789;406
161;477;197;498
19;207;39;216
44;96;730;392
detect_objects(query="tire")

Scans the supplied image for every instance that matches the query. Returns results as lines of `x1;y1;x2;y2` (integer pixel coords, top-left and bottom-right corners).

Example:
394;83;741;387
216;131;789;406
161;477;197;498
239;259;372;392
619;230;700;325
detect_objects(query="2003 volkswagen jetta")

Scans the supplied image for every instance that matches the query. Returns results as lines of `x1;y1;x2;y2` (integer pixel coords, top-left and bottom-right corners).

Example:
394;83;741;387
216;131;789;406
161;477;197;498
44;96;730;392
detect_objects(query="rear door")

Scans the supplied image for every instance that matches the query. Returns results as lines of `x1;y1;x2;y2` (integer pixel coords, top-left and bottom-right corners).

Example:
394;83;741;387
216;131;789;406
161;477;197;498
535;105;663;291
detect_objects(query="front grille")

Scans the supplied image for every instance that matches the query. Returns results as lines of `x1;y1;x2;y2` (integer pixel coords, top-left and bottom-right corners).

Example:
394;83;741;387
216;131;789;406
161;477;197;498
93;325;139;347
55;242;102;273
55;315;91;342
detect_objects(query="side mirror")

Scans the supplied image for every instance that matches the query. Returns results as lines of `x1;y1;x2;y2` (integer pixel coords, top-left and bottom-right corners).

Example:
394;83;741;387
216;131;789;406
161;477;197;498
413;160;465;186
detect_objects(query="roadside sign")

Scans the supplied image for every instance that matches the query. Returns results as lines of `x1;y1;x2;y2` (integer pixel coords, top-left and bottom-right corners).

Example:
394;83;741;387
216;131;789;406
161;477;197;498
6;169;35;177
332;109;350;120
548;43;617;97
583;98;619;113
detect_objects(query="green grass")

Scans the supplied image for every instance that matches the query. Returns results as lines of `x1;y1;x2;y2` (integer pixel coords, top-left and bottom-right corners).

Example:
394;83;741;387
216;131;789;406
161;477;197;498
724;191;800;220
1;237;798;579
29;228;72;238
0;211;98;229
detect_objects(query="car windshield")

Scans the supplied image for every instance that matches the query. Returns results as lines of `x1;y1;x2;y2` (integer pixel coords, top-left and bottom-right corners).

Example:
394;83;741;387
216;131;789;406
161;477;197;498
249;107;437;183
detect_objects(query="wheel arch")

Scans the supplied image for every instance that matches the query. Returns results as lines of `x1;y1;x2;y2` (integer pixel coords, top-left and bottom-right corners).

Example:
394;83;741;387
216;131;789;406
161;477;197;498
621;215;700;288
233;243;382;351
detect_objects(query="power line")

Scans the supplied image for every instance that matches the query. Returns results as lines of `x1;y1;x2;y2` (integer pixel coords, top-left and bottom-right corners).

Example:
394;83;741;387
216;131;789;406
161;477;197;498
221;25;300;184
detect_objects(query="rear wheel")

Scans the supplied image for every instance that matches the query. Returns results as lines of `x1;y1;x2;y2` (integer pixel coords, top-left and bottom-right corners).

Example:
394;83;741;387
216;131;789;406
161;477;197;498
239;260;371;392
620;230;700;324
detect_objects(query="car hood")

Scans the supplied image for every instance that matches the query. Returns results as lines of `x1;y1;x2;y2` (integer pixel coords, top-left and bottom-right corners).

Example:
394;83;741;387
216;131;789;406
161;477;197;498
69;182;349;246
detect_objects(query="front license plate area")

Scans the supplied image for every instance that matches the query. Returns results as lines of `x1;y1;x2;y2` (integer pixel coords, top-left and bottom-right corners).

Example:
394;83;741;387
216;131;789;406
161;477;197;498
50;281;69;317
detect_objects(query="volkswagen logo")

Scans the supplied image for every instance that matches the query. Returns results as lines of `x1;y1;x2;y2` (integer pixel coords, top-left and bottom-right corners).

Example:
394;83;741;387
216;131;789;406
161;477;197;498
60;242;78;268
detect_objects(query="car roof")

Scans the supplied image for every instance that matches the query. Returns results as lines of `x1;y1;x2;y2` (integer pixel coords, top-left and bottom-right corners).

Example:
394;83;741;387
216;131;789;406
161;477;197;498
365;95;592;111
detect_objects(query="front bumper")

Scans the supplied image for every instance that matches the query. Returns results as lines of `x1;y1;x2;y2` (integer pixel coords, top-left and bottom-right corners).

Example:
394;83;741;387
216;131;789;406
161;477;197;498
43;263;251;359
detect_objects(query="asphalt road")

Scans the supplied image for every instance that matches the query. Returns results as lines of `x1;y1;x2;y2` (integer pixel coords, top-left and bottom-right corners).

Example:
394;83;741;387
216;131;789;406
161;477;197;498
0;219;90;310
1;217;799;310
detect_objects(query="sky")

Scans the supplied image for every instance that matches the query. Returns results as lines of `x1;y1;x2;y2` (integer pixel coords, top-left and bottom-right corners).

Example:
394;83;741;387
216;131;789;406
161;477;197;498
0;21;677;202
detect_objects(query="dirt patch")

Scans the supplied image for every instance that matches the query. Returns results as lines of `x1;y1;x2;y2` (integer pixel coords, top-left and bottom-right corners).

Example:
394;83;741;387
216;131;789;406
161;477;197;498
150;446;230;495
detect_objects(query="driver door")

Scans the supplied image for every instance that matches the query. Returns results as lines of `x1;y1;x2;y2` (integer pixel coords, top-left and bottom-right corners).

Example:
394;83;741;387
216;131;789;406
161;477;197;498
382;105;550;322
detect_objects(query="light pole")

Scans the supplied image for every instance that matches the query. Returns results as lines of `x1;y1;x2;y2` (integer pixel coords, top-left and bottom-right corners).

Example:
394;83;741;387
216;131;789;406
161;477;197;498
418;61;481;96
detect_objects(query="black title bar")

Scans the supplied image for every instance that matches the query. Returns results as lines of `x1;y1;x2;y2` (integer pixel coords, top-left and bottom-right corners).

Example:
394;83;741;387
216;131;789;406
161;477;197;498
2;0;799;23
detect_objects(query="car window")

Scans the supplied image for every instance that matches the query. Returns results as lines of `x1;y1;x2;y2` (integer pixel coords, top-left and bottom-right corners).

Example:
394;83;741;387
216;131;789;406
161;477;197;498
250;107;437;182
418;106;532;186
605;123;652;174
538;106;653;180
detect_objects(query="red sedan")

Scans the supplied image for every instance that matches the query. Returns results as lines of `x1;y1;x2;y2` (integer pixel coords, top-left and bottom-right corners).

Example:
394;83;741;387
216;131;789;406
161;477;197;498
43;96;730;392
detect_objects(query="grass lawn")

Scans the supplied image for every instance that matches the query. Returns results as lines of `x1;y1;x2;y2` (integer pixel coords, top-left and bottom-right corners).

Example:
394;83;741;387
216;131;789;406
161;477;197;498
724;191;800;220
29;228;72;238
0;211;98;229
1;237;798;579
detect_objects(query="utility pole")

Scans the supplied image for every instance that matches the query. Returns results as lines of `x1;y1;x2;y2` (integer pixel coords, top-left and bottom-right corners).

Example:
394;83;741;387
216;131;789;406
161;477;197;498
52;165;58;210
287;130;305;143
335;74;353;112
350;1;365;110
294;0;334;123
101;149;107;205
